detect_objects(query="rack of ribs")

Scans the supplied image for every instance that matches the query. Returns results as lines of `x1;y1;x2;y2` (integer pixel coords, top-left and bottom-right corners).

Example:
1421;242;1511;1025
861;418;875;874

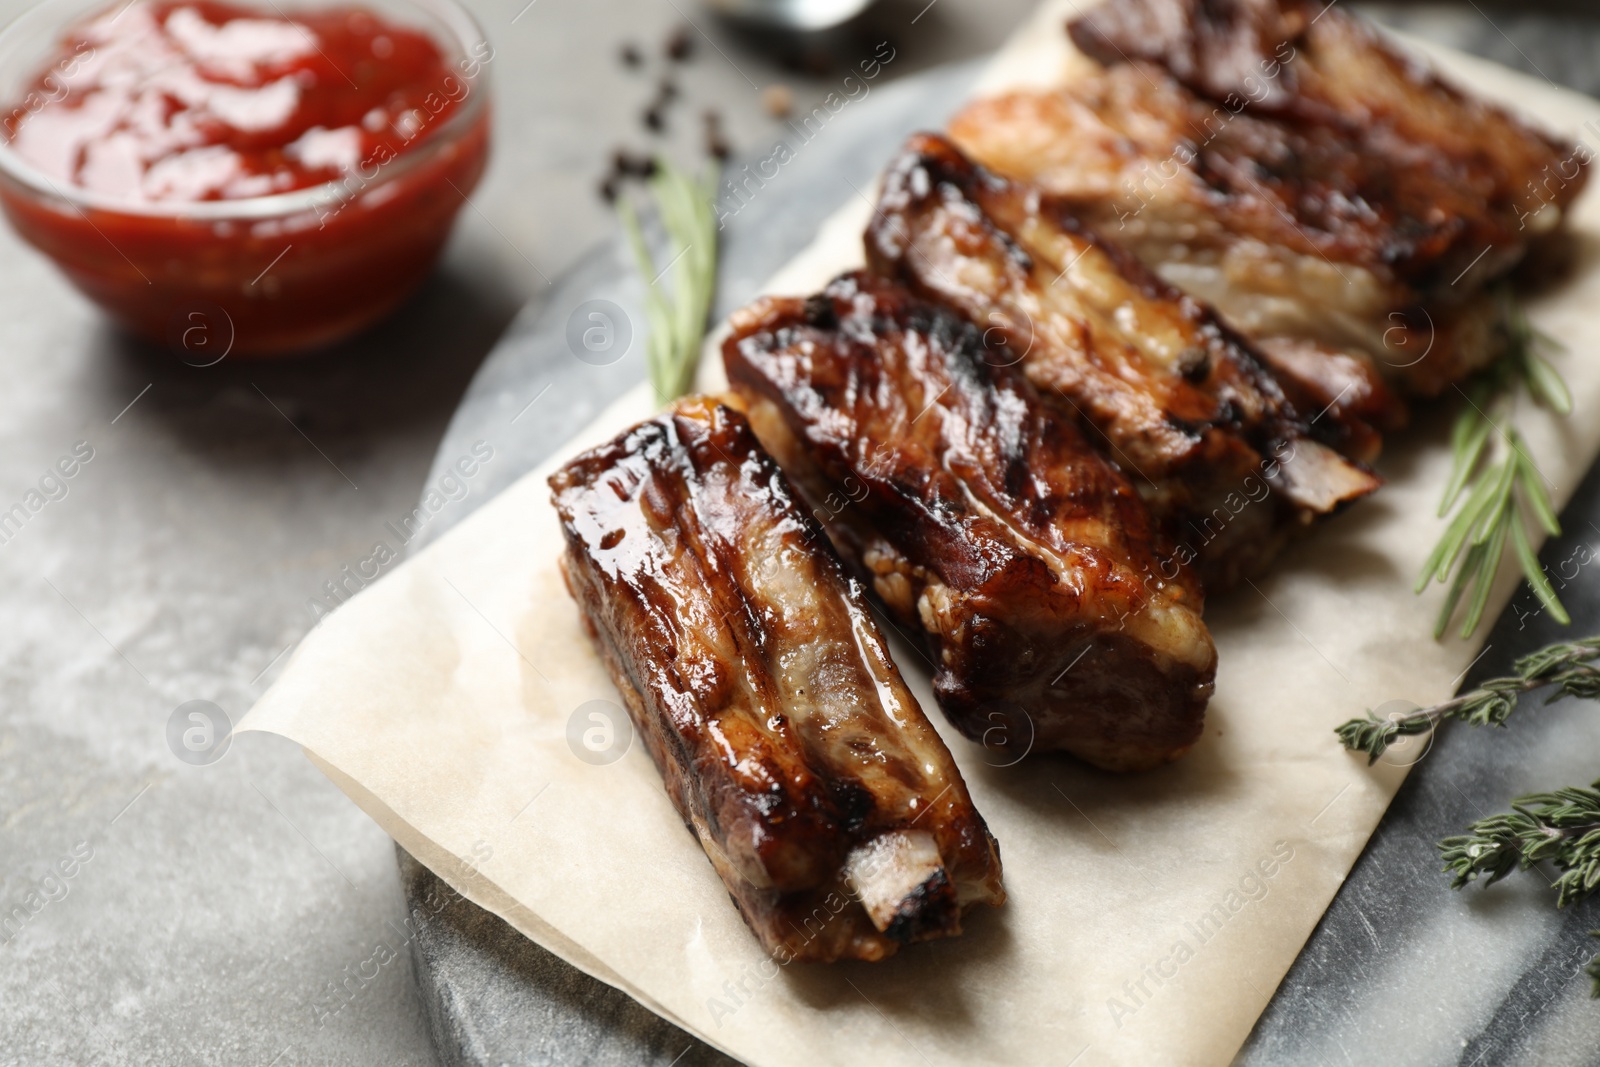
866;133;1380;589
723;271;1217;772
948;0;1586;418
549;396;1005;962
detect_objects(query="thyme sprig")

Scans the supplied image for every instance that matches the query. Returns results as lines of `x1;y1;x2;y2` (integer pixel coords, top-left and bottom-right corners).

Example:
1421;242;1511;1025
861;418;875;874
1335;636;1600;763
1437;784;1600;997
618;159;720;405
1438;781;1600;907
1336;635;1600;998
1418;292;1571;639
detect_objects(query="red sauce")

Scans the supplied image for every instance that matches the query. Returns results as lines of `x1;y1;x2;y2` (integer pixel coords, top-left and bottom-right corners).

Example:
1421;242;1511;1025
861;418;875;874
0;0;492;355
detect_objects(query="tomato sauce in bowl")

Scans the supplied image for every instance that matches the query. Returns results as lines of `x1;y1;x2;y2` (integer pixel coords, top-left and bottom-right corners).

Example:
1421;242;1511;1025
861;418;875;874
0;0;492;356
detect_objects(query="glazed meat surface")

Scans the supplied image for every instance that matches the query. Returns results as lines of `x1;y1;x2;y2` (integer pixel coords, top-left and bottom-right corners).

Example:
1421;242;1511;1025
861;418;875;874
948;71;1505;402
550;397;1004;963
953;0;1587;405
723;272;1218;771
866;134;1379;588
1069;0;1587;253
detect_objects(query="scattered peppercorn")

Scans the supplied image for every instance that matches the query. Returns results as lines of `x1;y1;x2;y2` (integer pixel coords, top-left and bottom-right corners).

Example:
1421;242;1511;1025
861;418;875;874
703;109;731;161
622;150;658;178
598;25;719;202
640;74;683;136
665;25;692;62
599;148;662;203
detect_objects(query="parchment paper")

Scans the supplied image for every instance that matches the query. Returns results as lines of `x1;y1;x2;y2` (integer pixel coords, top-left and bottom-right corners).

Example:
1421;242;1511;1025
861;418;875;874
241;4;1600;1063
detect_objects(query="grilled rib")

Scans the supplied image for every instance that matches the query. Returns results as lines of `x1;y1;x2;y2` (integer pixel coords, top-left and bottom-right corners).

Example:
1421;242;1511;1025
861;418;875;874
951;0;1586;405
549;397;1004;963
723;272;1217;771
1068;0;1586;254
945;76;1429;434
866;133;1380;589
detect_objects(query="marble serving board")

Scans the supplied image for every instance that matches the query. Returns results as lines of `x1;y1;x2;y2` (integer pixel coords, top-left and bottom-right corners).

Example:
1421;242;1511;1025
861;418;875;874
402;8;1600;1065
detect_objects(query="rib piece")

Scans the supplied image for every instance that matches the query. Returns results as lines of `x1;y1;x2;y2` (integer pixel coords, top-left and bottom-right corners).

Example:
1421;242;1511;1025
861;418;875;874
549;397;1004;963
866;133;1379;589
952;0;1587;404
723;272;1217;771
1068;0;1587;253
946;73;1487;401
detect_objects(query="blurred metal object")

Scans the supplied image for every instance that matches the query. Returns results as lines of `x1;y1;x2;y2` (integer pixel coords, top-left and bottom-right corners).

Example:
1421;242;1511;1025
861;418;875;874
705;0;879;31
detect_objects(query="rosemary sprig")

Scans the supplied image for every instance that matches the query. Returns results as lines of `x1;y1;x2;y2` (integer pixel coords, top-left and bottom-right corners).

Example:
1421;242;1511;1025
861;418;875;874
1335;635;1600;763
1417;291;1571;639
1437;780;1600;908
618;160;720;405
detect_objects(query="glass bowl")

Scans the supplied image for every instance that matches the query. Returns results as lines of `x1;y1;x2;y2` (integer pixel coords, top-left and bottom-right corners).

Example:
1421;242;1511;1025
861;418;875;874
0;0;493;357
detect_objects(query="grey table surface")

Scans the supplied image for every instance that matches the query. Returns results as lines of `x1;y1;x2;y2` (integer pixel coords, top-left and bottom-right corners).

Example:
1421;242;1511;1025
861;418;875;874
3;3;1599;1067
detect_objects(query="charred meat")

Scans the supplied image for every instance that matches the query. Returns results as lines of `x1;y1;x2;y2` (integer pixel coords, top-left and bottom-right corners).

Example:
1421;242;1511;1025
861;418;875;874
1068;0;1586;252
951;0;1586;403
866;133;1380;588
724;272;1217;771
550;397;1005;963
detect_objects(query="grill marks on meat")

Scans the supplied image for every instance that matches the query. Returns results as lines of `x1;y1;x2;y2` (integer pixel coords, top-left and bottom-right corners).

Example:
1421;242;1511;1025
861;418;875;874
723;272;1217;772
538;0;1591;965
952;0;1587;407
1068;0;1586;259
865;133;1379;589
946;73;1489;404
550;397;1004;962
955;70;1473;290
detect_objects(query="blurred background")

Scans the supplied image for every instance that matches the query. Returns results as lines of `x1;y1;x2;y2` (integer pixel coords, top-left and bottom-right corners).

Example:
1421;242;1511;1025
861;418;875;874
1;0;1598;1064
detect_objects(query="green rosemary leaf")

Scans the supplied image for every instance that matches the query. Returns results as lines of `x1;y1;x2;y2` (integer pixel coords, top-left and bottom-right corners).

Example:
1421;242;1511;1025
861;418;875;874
1525;351;1574;415
1435;540;1488;639
1418;472;1501;593
618;198;674;395
1460;514;1509;638
1510;513;1571;625
619;159;721;405
657;167;716;400
1508;291;1575;415
1420;288;1570;640
1513;435;1562;536
1471;457;1518;547
1441;411;1494;516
